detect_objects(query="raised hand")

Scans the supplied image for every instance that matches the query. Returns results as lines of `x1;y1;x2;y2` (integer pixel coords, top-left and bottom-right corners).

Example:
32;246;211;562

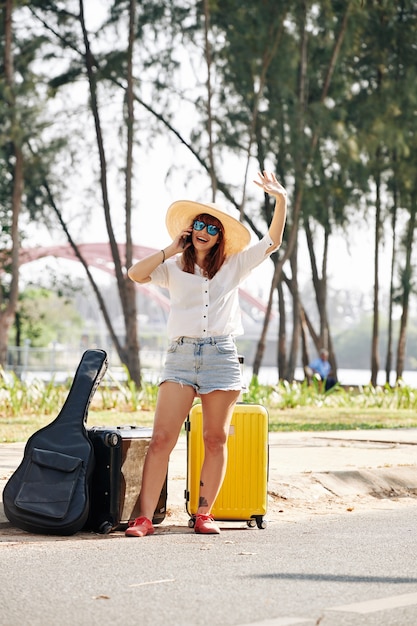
254;171;286;198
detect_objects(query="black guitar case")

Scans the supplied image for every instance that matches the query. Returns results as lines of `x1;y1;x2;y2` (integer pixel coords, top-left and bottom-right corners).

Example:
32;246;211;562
3;349;108;535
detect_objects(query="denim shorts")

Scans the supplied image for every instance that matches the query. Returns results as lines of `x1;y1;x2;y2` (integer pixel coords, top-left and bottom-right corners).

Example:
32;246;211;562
160;335;242;394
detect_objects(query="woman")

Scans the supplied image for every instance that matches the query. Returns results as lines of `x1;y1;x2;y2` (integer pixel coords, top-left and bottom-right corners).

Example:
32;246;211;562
126;171;287;536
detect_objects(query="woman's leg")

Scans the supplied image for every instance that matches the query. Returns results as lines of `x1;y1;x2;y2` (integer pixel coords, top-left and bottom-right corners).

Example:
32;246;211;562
197;389;240;515
136;382;195;521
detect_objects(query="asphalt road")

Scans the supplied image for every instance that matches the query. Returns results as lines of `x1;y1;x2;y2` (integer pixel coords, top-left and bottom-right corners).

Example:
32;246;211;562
2;505;417;626
2;429;417;626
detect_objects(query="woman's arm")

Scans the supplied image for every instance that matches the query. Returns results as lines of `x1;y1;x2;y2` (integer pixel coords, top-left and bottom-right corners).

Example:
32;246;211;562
254;171;287;248
128;228;192;283
128;249;166;284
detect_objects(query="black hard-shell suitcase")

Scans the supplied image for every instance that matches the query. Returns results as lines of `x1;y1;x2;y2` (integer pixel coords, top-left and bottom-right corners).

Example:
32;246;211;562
86;426;167;534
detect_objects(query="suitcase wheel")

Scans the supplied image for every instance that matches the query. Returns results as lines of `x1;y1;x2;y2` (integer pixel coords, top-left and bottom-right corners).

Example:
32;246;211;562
104;433;120;447
247;517;267;529
98;520;113;534
188;516;196;528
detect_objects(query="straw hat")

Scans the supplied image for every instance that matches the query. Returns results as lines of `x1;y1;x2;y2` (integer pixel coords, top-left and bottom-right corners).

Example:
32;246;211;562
165;200;251;256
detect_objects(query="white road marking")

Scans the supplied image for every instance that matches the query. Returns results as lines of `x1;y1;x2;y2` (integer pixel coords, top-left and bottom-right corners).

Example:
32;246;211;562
238;618;314;626
330;591;417;614
129;578;176;587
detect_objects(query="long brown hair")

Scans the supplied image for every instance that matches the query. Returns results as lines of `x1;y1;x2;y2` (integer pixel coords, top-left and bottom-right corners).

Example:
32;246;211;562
182;213;226;279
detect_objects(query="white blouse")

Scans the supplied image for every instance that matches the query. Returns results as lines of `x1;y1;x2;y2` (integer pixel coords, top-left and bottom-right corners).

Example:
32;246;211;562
149;234;277;340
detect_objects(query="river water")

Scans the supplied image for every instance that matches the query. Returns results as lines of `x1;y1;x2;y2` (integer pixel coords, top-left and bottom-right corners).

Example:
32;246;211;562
11;348;417;389
254;366;417;387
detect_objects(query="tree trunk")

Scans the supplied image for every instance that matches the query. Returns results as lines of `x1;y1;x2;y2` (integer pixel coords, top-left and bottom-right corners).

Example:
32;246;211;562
299;306;310;376
0;0;23;367
286;246;299;380
370;168;381;386
282;268;313;375
78;0;141;385
303;218;337;378
277;281;286;380
123;0;141;385
395;196;416;380
385;168;397;385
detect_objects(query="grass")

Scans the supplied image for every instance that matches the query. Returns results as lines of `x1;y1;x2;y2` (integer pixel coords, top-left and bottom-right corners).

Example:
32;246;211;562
0;409;155;444
266;406;417;432
1;372;417;443
2;407;416;444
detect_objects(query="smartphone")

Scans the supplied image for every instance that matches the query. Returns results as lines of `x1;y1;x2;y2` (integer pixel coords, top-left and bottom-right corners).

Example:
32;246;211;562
183;233;192;247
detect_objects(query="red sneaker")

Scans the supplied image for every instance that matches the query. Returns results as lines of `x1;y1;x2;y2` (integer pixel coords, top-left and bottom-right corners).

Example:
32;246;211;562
194;514;220;535
125;516;154;537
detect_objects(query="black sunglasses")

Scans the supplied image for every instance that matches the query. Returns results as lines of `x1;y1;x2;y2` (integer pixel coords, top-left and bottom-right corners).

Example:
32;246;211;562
193;220;220;236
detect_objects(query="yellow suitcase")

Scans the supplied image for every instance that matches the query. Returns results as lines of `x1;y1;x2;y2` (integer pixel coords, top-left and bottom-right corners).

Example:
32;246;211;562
185;403;268;529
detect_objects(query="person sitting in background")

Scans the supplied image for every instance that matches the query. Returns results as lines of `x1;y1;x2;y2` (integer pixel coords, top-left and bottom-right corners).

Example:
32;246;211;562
305;348;336;391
